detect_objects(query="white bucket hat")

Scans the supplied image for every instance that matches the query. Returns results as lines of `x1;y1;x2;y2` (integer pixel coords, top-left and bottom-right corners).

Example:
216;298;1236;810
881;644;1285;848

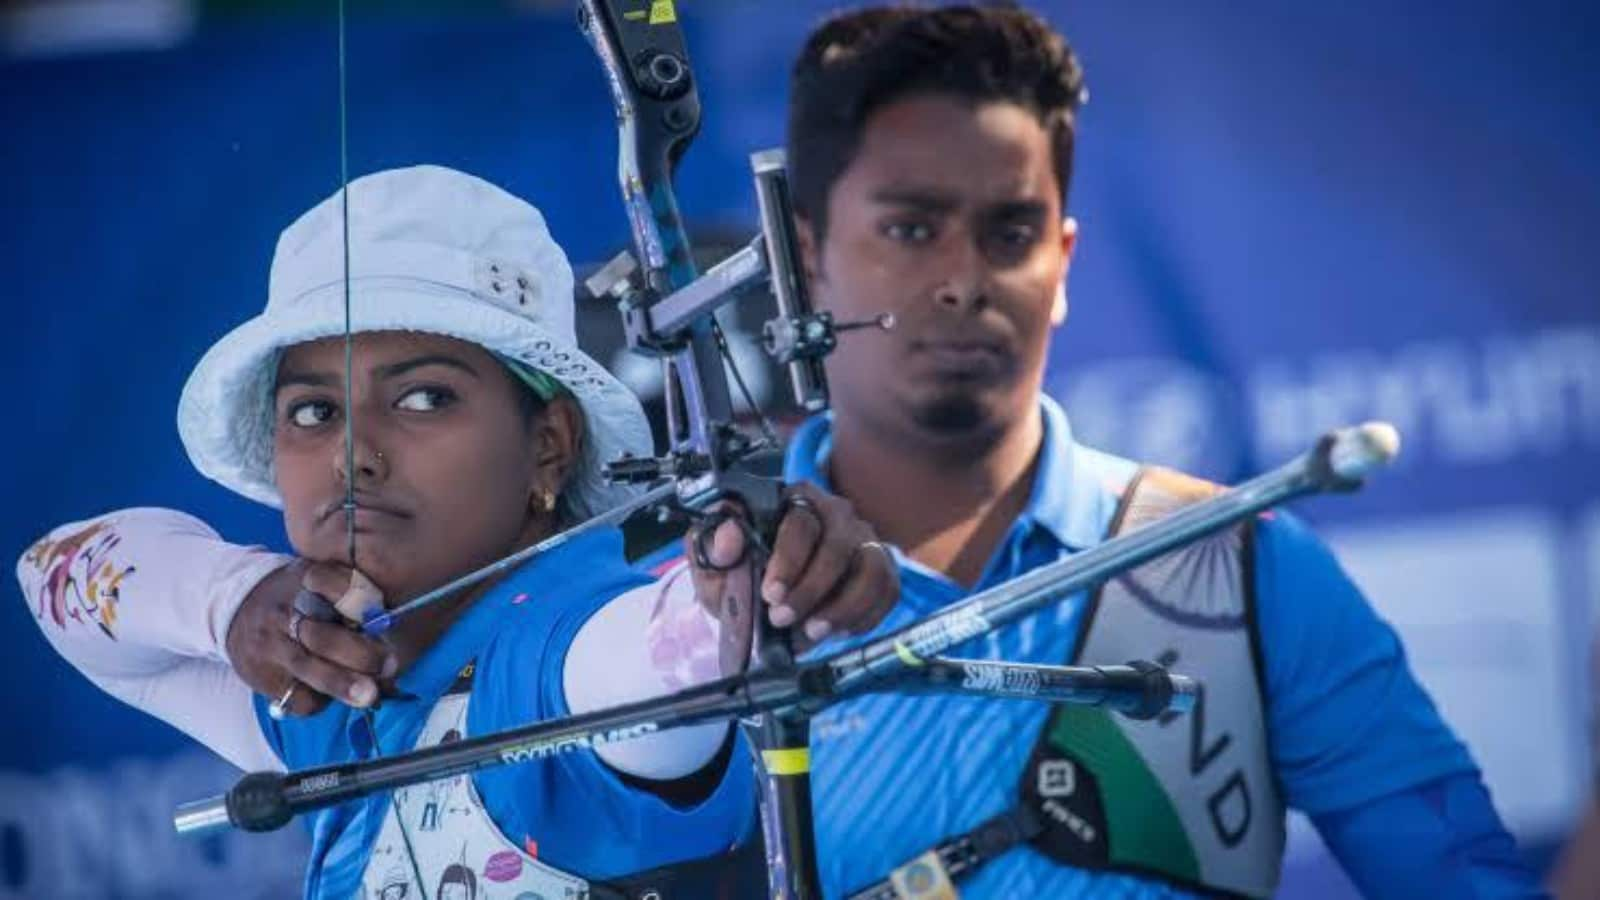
177;164;653;520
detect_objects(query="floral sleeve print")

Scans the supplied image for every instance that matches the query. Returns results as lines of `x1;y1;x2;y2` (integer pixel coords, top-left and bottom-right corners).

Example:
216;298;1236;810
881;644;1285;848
22;519;136;639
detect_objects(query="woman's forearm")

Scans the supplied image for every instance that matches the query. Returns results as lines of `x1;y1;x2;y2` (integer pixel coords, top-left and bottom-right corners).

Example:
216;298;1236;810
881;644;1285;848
17;507;289;770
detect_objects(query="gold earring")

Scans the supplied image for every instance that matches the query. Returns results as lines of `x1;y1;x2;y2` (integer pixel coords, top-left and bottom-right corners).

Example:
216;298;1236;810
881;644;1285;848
535;490;556;514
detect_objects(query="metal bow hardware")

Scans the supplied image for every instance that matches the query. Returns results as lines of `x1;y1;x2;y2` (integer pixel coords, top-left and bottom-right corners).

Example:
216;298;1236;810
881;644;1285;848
173;5;1403;899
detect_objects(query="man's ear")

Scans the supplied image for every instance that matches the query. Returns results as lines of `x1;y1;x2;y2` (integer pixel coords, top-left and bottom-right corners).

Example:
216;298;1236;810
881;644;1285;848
1052;216;1079;327
795;214;822;286
530;395;584;496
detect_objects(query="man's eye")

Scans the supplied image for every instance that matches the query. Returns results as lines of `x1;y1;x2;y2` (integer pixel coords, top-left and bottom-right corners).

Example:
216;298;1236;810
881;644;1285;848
883;221;935;244
287;400;336;428
395;386;455;412
994;223;1039;247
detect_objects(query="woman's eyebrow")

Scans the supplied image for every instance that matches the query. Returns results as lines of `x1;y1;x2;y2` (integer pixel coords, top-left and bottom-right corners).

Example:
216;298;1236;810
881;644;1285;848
374;354;482;381
274;370;336;395
274;355;480;396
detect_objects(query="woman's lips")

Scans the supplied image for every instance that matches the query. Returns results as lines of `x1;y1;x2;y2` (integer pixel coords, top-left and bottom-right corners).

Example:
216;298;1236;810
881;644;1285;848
344;507;409;530
318;498;412;529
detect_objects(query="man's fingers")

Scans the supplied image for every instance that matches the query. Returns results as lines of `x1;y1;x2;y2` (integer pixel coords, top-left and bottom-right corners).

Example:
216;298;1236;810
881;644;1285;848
296;617;397;678
771;525;855;628
803;545;899;641
762;497;825;611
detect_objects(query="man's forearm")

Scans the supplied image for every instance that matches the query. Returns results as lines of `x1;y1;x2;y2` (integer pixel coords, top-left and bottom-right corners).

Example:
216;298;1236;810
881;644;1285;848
1317;772;1547;898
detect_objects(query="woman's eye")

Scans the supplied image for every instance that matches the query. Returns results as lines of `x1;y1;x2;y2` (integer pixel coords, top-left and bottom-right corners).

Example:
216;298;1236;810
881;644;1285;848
883;221;935;244
287;400;336;428
395;386;455;412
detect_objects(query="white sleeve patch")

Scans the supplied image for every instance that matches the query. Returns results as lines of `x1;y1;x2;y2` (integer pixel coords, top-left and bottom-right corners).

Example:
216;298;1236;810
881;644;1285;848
563;563;729;781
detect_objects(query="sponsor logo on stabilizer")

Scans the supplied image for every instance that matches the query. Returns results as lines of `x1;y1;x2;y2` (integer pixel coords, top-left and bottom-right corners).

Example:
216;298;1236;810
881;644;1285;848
296;773;341;794
499;722;661;765
903;606;991;657
961;661;1043;695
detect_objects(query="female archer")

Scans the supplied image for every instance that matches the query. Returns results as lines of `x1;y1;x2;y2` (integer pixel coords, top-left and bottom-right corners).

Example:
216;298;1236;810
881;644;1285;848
18;164;898;899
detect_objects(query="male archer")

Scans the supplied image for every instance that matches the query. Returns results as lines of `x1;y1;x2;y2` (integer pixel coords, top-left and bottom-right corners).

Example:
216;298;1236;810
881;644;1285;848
750;5;1540;897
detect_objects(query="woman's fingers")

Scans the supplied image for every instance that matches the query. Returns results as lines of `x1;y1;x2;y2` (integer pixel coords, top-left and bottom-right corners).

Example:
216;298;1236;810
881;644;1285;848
276;634;379;709
301;561;384;623
296;616;397;679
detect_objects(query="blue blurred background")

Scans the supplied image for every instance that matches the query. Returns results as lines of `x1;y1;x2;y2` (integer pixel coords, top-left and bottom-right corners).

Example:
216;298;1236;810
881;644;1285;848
3;0;1596;896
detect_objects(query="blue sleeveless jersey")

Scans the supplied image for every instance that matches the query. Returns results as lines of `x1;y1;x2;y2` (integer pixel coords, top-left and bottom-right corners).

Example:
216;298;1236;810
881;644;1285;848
255;526;755;900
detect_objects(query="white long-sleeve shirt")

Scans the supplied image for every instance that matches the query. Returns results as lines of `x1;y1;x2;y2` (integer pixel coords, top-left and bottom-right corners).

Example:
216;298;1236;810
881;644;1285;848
16;508;727;779
16;508;289;771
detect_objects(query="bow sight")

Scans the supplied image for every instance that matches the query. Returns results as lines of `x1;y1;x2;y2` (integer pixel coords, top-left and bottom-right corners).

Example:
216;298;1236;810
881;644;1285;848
575;3;877;892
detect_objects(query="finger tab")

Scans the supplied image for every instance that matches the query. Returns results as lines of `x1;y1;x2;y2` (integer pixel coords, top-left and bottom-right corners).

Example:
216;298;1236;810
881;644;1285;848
336;571;384;621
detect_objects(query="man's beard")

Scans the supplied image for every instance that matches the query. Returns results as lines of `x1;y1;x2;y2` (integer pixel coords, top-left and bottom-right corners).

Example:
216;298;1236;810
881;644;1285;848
910;390;986;435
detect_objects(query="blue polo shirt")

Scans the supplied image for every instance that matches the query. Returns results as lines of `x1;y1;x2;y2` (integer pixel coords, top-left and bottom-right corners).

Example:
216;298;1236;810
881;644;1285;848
254;527;755;900
786;398;1498;898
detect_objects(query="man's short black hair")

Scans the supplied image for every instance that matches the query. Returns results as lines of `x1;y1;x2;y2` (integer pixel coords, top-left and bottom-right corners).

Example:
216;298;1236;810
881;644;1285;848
788;3;1087;242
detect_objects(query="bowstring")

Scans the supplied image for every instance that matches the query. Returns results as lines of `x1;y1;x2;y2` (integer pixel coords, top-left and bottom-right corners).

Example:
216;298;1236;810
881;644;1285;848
338;0;355;572
336;2;428;896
